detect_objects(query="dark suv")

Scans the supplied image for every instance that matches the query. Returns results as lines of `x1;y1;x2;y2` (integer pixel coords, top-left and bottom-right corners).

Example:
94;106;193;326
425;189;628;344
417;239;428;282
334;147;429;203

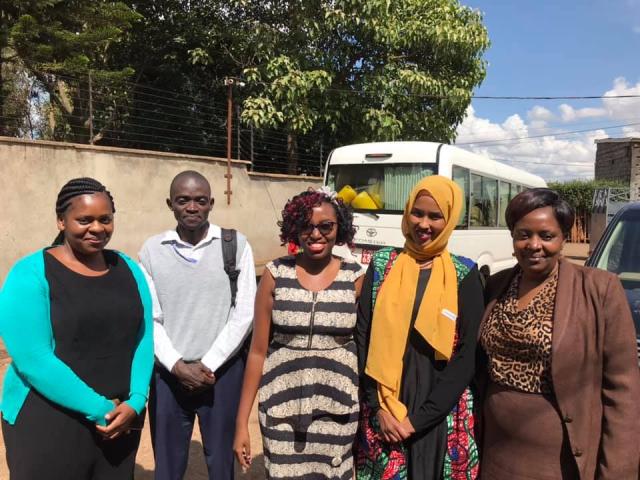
586;202;640;363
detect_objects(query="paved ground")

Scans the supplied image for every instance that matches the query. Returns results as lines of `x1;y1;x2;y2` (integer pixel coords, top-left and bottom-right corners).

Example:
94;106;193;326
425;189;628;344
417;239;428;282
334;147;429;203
563;242;590;263
0;243;590;478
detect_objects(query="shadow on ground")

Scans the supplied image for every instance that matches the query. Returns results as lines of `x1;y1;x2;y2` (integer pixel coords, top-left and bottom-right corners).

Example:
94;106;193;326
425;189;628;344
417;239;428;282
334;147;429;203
134;440;265;480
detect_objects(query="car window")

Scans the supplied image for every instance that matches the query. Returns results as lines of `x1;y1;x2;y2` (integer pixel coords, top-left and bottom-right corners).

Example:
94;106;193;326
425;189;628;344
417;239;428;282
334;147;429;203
594;210;640;350
595;211;640;275
590;209;640;362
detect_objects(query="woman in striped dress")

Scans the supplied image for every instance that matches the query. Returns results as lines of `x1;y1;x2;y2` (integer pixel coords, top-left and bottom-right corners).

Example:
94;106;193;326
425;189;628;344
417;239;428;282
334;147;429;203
234;188;364;479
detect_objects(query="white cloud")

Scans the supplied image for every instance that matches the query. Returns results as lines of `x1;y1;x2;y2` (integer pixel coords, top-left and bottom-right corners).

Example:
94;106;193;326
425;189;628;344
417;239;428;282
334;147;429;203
529;120;549;130
454;77;640;182
558;104;606;122
527;105;555;122
602;77;640;121
456;106;596;181
622;126;640;137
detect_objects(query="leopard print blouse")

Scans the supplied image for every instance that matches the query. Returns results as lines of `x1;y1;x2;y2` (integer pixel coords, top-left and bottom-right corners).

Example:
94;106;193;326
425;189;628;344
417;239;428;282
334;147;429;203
480;269;558;394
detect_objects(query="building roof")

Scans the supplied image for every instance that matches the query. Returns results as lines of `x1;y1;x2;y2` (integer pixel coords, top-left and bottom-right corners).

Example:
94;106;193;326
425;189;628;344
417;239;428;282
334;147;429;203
595;137;640;144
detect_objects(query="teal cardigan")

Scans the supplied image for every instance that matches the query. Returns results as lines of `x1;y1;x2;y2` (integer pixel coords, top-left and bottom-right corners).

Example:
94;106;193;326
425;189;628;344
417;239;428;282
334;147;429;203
0;249;154;426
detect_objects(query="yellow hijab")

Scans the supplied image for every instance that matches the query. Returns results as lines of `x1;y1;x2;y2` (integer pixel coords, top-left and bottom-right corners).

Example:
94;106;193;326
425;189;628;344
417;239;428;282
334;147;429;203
364;175;463;420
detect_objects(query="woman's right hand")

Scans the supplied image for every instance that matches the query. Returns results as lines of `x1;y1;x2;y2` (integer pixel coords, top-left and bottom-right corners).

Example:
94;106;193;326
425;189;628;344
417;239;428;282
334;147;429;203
233;426;252;472
96;402;137;440
376;409;411;444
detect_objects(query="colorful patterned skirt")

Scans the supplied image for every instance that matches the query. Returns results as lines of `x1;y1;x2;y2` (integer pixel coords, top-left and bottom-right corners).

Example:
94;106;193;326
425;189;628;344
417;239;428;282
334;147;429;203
355;388;479;480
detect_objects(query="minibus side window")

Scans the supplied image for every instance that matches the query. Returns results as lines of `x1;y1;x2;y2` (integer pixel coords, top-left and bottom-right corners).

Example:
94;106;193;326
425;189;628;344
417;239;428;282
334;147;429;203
483;177;498;227
452;166;470;228
498;181;511;227
470;174;499;227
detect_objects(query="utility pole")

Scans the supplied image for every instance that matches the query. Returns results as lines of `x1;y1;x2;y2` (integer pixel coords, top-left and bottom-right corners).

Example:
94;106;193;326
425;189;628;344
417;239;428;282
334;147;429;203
250;123;254;171
236;104;241;160
224;78;234;205
319;142;324;177
88;71;94;145
224;77;245;205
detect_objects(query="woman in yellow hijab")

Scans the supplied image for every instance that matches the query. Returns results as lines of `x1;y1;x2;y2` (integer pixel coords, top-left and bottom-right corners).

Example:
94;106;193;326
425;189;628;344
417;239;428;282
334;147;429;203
354;176;484;480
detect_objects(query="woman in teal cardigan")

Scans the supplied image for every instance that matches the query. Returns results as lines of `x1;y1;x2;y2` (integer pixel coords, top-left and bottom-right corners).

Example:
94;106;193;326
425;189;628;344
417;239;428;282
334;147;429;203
0;178;153;479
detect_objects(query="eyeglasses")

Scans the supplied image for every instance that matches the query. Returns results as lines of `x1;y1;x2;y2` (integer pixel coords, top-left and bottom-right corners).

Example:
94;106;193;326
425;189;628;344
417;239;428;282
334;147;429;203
301;221;337;236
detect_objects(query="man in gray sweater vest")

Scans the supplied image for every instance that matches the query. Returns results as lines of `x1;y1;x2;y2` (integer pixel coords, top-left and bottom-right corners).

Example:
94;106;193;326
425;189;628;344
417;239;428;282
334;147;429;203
139;171;256;480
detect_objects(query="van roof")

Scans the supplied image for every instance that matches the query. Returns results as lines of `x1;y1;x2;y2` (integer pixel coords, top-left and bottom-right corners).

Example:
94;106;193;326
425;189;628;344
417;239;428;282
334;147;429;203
329;141;442;164
328;141;546;187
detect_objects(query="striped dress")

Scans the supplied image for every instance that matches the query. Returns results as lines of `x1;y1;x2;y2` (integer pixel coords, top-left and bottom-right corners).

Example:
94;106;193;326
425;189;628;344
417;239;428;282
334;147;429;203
259;256;364;479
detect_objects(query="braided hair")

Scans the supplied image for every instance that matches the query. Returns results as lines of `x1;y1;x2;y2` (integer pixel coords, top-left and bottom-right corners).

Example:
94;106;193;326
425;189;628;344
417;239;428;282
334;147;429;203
52;177;115;246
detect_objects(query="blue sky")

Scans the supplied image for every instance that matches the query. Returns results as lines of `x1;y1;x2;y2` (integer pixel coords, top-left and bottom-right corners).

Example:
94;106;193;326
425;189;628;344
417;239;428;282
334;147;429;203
454;0;640;181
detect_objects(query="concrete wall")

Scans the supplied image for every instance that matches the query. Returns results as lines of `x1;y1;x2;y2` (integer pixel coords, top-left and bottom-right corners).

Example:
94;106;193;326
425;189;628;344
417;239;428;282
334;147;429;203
589;212;607;252
595;141;633;184
0;137;322;281
631;142;640;201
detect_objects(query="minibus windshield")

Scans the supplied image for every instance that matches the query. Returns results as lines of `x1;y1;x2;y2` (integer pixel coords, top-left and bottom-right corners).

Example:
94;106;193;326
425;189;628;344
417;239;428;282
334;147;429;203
326;163;436;213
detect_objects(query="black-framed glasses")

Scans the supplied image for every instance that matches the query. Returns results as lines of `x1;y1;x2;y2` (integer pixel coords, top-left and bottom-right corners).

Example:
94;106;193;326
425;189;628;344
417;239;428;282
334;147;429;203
301;221;337;236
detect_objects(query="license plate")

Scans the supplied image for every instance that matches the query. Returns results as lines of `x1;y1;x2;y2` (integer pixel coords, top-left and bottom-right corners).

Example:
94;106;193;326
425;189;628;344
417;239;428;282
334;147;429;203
360;249;375;264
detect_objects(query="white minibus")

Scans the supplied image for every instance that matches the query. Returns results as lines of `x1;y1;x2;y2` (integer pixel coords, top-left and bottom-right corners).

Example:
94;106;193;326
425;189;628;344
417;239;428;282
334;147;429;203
325;141;547;277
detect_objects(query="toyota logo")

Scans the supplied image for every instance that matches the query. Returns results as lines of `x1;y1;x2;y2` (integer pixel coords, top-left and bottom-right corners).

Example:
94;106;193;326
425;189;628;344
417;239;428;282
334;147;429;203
366;228;377;238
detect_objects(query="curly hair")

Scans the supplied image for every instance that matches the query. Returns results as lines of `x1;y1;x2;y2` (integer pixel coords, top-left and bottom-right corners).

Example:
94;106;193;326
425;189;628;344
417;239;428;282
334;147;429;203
279;190;356;247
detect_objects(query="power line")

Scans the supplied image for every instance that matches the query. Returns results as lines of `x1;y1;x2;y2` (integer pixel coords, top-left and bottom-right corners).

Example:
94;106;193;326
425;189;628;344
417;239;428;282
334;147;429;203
471;94;640;101
254;79;640;101
454;113;640;138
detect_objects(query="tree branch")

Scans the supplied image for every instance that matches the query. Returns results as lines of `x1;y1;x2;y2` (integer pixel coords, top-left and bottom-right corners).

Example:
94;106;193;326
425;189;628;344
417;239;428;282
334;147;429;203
91;104;120;144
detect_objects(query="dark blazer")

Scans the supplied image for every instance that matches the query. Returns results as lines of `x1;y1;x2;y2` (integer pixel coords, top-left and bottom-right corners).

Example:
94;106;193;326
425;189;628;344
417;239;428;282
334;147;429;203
479;257;640;480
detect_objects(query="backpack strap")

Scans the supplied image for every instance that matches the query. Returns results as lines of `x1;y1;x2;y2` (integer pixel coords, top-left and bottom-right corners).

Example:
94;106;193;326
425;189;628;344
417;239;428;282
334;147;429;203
221;228;240;307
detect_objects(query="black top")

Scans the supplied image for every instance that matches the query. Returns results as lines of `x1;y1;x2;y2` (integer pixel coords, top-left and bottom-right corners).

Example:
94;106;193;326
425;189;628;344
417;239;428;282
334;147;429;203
45;250;143;400
355;261;484;478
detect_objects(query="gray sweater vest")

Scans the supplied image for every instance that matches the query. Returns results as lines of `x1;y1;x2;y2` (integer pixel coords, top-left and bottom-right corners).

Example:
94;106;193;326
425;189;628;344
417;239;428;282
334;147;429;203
139;231;247;361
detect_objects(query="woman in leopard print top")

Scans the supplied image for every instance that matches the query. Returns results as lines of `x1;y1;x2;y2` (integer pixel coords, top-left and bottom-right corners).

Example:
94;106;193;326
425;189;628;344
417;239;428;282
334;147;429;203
478;188;640;480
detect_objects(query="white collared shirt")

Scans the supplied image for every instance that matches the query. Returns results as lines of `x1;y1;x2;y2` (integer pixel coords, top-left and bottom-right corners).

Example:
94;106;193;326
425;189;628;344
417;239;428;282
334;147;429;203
160;224;221;264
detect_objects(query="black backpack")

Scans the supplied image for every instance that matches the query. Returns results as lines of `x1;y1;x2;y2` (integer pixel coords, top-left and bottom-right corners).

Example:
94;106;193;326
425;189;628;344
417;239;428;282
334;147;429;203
221;228;240;307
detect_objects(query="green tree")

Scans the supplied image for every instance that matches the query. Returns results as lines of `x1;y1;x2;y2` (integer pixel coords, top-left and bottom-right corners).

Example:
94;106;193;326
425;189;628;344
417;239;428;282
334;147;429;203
0;59;36;137
103;0;234;154
0;0;38;136
548;179;626;213
4;0;140;142
221;0;489;173
2;1;490;176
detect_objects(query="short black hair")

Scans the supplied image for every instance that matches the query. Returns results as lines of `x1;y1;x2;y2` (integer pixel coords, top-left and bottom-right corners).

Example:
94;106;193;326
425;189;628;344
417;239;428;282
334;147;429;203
505;188;575;238
169;170;210;198
279;190;356;247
